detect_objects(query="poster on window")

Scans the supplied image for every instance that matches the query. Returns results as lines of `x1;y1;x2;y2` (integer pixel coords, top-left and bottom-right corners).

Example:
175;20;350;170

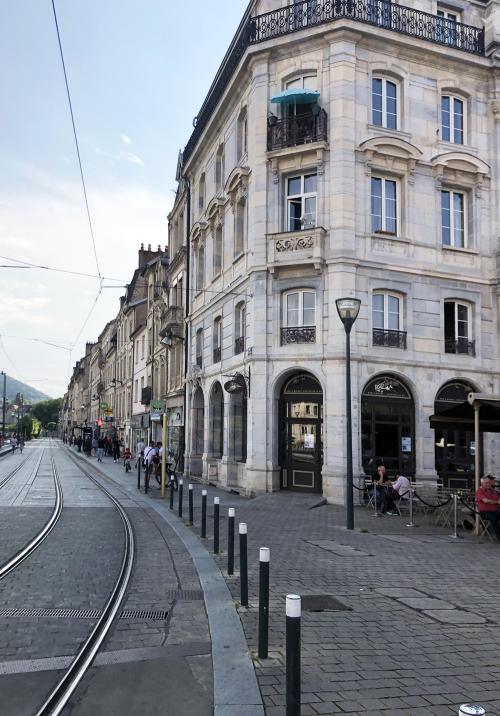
303;433;315;449
401;436;412;453
470;441;476;456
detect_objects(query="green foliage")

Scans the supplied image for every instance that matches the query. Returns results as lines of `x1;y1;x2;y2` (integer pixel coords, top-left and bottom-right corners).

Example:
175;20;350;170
31;398;62;427
31;418;42;438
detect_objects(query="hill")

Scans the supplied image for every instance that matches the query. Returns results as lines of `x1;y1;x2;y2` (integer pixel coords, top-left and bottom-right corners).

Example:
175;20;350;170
2;375;51;404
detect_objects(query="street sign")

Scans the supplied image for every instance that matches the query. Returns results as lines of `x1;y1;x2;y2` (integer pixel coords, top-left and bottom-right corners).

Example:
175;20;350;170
100;402;109;409
104;416;114;423
104;408;113;416
150;412;162;422
152;400;163;410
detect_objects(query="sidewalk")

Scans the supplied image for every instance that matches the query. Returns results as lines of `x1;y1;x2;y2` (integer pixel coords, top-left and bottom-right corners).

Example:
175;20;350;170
77;448;500;716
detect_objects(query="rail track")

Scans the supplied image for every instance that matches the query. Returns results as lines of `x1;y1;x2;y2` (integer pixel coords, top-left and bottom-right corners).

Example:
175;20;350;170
0;443;135;715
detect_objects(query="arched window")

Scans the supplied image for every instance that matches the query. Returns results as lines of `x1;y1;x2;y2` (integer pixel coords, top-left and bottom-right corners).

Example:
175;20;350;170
372;76;398;129
191;386;205;458
441;94;464;144
209;382;224;459
372;291;406;348
215;144;225;193
197;244;205;291
229;390;247;463
235;302;246;354
213;316;222;363
444;300;474;356
213;225;223;277
198;173;206;211
195;327;203;368
234;197;246;257
237;107;248;161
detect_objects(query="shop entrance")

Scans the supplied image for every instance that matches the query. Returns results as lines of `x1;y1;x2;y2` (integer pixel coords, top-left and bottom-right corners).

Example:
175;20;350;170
279;373;323;492
361;375;415;476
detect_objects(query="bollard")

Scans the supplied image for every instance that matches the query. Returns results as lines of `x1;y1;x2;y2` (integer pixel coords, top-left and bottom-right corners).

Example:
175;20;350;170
178;479;183;518
188;484;194;525
227;508;235;575
450;493;461;539
137;458;141;490
169;478;175;510
459;706;486;716
286;594;301;716
144;463;149;494
372;483;380;518
406;488;416;528
213;497;220;554
239;523;248;607
201;490;207;538
258;547;270;659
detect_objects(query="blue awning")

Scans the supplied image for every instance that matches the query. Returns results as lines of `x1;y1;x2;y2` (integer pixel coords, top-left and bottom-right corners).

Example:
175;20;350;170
270;88;320;105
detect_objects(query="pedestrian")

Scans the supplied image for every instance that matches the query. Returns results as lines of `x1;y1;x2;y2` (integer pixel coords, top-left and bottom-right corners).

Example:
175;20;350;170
11;436;17;453
113;437;121;463
97;437;105;462
475;474;500;541
19;437;24;454
91;436;97;457
123;446;133;472
77;436;82;453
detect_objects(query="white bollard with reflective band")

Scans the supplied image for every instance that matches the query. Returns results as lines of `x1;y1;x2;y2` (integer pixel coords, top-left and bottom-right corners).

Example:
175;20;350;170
459;705;486;716
228;507;235;518
286;595;301;716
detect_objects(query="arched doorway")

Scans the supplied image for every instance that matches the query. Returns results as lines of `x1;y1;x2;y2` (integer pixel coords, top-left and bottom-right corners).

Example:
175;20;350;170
191;386;205;476
434;380;479;489
361;375;415;475
209;382;224;458
279;372;323;492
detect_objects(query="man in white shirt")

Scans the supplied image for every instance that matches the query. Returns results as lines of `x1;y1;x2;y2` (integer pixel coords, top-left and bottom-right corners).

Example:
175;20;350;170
392;474;411;499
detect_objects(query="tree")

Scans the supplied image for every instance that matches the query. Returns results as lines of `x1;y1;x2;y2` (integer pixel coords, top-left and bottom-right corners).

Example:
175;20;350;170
31;398;62;427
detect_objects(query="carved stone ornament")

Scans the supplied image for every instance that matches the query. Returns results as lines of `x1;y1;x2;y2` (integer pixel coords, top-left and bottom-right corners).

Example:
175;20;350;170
276;235;314;252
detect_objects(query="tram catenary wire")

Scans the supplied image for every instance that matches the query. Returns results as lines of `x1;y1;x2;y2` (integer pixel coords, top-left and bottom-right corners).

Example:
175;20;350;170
36;446;135;716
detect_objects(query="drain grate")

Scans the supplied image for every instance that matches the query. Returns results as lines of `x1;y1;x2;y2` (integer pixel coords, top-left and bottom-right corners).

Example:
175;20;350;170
165;589;204;601
300;595;351;612
120;609;168;620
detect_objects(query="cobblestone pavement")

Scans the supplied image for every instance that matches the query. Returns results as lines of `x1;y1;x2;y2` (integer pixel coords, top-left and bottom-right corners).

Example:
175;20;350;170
0;441;213;715
82;448;500;716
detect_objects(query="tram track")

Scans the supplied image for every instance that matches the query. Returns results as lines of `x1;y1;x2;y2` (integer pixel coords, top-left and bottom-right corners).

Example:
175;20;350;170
0;452;32;490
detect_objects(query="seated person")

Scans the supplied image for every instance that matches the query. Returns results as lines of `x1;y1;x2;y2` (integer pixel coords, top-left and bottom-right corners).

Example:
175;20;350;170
475;475;500;541
384;473;411;514
369;463;395;514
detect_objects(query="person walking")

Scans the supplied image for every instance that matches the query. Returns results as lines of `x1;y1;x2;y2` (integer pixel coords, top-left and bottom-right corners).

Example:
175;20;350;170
11;436;17;454
91;436;97;457
112;437;121;463
19;437;24;454
97;437;105;463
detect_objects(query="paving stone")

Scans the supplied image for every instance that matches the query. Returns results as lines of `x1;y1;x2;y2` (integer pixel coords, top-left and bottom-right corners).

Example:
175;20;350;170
423;610;486;624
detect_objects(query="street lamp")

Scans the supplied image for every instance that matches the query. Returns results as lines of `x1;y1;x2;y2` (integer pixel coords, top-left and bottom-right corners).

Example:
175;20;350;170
336;297;361;531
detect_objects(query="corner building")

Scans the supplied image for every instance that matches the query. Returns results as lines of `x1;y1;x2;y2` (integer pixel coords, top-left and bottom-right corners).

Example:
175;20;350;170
182;0;500;502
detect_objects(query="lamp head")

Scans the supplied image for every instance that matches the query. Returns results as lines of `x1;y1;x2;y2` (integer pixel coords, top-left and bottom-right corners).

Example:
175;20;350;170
336;297;361;333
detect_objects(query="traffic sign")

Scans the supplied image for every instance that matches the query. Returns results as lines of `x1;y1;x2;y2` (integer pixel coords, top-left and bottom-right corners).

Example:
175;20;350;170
100;402;109;409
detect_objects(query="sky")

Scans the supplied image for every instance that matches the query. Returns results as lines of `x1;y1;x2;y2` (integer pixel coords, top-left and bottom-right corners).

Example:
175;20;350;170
0;0;247;398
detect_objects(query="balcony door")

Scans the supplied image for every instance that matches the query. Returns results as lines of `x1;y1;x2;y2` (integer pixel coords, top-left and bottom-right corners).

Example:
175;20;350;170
279;373;323;492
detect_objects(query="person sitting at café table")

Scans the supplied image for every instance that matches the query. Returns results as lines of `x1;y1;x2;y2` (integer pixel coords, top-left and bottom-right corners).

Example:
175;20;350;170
370;462;397;515
475;474;500;541
383;473;412;514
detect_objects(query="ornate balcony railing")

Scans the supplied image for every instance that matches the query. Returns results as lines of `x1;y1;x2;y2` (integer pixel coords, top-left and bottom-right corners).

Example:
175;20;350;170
267;109;328;151
445;338;476;356
213;347;221;363
373;328;407;349
250;0;484;55
235;336;245;355
281;326;316;345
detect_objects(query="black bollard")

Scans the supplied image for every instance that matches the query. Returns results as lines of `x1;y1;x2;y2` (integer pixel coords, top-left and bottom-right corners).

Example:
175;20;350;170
227;508;235;575
188;484;194;525
201;490;207;538
178;479;183;518
213;497;220;554
137;458;141;490
258;547;270;659
286;594;301;716
169;478;175;510
145;463;149;494
239;523;248;607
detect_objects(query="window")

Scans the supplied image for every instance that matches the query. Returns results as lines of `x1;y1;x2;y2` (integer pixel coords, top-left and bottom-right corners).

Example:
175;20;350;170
437;8;460;45
441;96;464;144
234;198;246;257
287;173;317;231
213;317;222;363
198;173;206;211
141;335;145;360
444;301;474;355
196;328;203;367
372;292;406;348
441;190;465;248
235;302;246;354
237;108;248;160
140;376;144;392
282;290;316;344
284;74;317;117
213;225;223;277
135;340;139;362
197;244;205;290
371;177;397;235
372;77;397;130
215;144;225;193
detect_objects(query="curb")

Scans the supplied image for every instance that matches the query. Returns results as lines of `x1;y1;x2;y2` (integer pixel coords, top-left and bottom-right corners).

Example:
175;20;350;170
67;447;265;716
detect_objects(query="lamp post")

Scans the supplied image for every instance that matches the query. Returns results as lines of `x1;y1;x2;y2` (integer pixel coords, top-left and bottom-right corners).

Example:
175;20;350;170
336;297;361;531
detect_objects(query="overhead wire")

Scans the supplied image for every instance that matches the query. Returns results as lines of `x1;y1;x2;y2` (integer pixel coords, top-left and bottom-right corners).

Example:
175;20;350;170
50;0;102;287
0;334;72;352
0;336;28;383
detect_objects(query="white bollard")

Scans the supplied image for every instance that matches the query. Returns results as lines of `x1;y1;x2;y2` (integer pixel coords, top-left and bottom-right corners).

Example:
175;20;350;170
459;706;486;716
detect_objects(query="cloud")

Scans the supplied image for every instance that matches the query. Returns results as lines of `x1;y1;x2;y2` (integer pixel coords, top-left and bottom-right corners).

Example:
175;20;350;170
121;134;132;145
119;151;144;167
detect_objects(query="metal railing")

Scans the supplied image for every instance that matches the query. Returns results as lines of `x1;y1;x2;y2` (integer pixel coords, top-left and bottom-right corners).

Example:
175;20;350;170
235;336;245;355
445;337;476;356
281;326;316;345
213;347;221;363
267;109;327;151
372;328;407;349
196;354;203;368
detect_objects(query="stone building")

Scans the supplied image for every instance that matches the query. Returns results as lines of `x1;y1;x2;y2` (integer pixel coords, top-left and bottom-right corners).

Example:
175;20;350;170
180;0;500;500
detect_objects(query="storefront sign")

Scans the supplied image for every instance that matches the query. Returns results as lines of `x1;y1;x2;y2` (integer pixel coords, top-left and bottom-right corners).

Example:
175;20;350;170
104;416;114;423
150;412;162;422
224;374;247;395
152;400;163;410
100;402;109;409
130;414;149;429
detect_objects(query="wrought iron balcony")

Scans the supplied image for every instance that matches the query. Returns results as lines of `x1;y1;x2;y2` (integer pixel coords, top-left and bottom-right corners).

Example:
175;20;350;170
281;326;316;345
250;1;484;54
267;109;327;152
235;336;245;355
196;354;203;368
213;347;221;363
372;328;407;349
445;338;476;356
